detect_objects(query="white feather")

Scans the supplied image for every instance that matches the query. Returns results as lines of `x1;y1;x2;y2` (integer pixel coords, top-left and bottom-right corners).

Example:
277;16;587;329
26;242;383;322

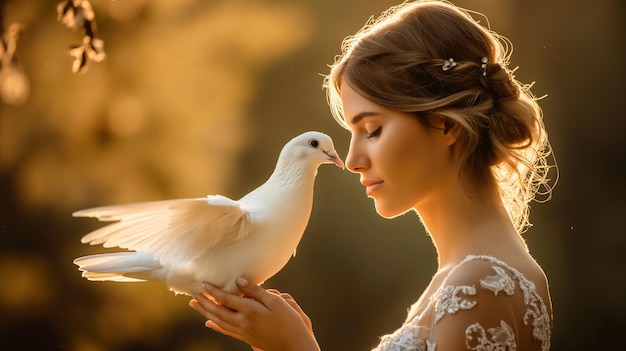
73;131;344;295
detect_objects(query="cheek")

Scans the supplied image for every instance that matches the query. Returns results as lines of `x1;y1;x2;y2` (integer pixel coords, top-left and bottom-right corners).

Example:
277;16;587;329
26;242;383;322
371;156;423;217
386;140;430;181
385;144;438;205
379;136;418;169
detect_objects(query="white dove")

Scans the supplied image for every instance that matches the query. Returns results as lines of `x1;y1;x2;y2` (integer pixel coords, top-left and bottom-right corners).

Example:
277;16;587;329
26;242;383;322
73;131;344;295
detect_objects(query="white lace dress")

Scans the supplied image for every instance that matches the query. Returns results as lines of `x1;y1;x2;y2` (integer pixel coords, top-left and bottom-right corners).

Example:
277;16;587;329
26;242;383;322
371;255;552;351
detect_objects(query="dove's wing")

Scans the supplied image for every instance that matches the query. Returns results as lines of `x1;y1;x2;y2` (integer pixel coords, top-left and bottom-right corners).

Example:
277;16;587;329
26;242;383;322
74;195;251;264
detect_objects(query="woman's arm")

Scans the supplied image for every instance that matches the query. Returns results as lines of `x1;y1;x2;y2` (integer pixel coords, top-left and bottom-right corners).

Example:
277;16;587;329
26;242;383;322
190;277;320;351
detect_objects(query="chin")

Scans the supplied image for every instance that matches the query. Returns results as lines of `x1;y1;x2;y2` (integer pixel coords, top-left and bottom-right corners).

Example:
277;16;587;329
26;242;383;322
373;200;413;219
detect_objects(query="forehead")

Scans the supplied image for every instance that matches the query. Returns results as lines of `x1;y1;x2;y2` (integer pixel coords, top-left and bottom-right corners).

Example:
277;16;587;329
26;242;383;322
340;81;385;126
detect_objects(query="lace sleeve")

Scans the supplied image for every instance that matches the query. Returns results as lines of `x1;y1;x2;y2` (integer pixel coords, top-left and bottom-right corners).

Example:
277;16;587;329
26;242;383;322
427;257;551;351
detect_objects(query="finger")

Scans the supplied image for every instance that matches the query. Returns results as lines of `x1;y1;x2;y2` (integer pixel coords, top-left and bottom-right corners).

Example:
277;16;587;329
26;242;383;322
189;298;212;319
191;293;242;328
201;282;257;312
280;296;313;331
236;277;279;307
205;320;247;343
189;297;223;321
192;292;223;312
190;298;243;335
284;298;306;317
279;292;294;300
201;282;232;304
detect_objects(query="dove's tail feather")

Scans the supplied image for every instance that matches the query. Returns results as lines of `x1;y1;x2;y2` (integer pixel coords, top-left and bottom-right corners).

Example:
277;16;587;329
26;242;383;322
74;252;163;282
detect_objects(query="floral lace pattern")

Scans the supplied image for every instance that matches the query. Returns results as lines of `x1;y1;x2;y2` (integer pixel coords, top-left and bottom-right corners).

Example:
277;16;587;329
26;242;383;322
375;324;436;351
466;320;516;351
472;255;551;351
433;285;477;323
480;266;516;296
371;255;551;351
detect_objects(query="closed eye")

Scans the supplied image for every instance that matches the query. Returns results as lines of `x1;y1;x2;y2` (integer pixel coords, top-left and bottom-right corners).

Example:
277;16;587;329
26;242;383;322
367;127;382;139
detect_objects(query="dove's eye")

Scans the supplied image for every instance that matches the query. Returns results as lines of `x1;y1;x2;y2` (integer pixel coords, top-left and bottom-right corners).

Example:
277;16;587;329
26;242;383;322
309;139;319;148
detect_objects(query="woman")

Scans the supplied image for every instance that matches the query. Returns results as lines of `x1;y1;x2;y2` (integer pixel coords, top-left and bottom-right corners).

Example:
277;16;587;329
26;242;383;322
189;1;555;350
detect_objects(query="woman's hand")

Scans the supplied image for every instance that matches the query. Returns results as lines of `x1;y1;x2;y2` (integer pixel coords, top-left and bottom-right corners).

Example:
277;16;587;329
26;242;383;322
189;277;320;351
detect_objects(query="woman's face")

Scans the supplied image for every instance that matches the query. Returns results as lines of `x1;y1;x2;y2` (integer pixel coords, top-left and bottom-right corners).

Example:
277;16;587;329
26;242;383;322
341;81;456;218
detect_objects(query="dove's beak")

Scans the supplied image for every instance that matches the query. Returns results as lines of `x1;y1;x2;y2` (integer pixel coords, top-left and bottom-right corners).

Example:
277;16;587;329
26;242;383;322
325;150;345;169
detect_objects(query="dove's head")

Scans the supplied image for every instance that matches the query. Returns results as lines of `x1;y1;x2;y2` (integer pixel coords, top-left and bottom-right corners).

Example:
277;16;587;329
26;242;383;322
283;131;344;170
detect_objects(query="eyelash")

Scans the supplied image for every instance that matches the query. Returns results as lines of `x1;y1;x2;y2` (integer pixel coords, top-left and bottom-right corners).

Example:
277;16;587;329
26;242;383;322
367;127;382;139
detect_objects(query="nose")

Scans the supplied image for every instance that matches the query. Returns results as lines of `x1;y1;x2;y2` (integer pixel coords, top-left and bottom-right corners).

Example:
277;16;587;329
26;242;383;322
345;138;369;174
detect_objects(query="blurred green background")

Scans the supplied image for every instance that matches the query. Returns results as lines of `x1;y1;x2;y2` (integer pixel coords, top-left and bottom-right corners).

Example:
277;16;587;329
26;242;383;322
0;0;624;350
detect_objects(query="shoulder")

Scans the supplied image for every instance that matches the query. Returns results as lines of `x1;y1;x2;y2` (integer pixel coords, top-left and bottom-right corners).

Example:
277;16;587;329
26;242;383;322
443;254;551;300
443;255;520;294
429;257;518;326
428;255;550;350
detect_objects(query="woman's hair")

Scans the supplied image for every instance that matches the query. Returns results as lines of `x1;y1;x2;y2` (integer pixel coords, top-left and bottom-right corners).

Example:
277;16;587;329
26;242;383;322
324;0;555;233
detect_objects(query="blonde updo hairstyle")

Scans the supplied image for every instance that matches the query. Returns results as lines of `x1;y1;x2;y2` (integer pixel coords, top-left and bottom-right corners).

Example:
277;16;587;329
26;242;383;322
325;0;554;233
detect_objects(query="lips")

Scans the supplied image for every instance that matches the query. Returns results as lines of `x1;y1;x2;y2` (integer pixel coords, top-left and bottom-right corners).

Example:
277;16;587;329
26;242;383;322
361;179;383;196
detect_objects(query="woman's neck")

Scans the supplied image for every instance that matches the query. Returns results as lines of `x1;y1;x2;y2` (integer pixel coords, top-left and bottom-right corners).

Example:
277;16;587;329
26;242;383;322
415;182;526;270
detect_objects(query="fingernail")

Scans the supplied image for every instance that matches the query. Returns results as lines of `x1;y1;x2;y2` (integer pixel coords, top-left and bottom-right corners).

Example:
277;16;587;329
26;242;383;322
237;277;249;287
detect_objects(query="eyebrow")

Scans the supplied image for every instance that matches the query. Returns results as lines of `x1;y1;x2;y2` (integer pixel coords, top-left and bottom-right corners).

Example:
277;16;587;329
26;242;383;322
349;111;380;125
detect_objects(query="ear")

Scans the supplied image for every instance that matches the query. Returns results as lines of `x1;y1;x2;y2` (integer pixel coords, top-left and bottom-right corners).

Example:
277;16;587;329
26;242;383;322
429;114;460;146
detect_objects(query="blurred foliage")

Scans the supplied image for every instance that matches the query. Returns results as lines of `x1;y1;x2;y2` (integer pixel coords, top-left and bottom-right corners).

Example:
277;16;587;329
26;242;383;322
0;21;29;105
56;0;107;73
1;0;625;350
